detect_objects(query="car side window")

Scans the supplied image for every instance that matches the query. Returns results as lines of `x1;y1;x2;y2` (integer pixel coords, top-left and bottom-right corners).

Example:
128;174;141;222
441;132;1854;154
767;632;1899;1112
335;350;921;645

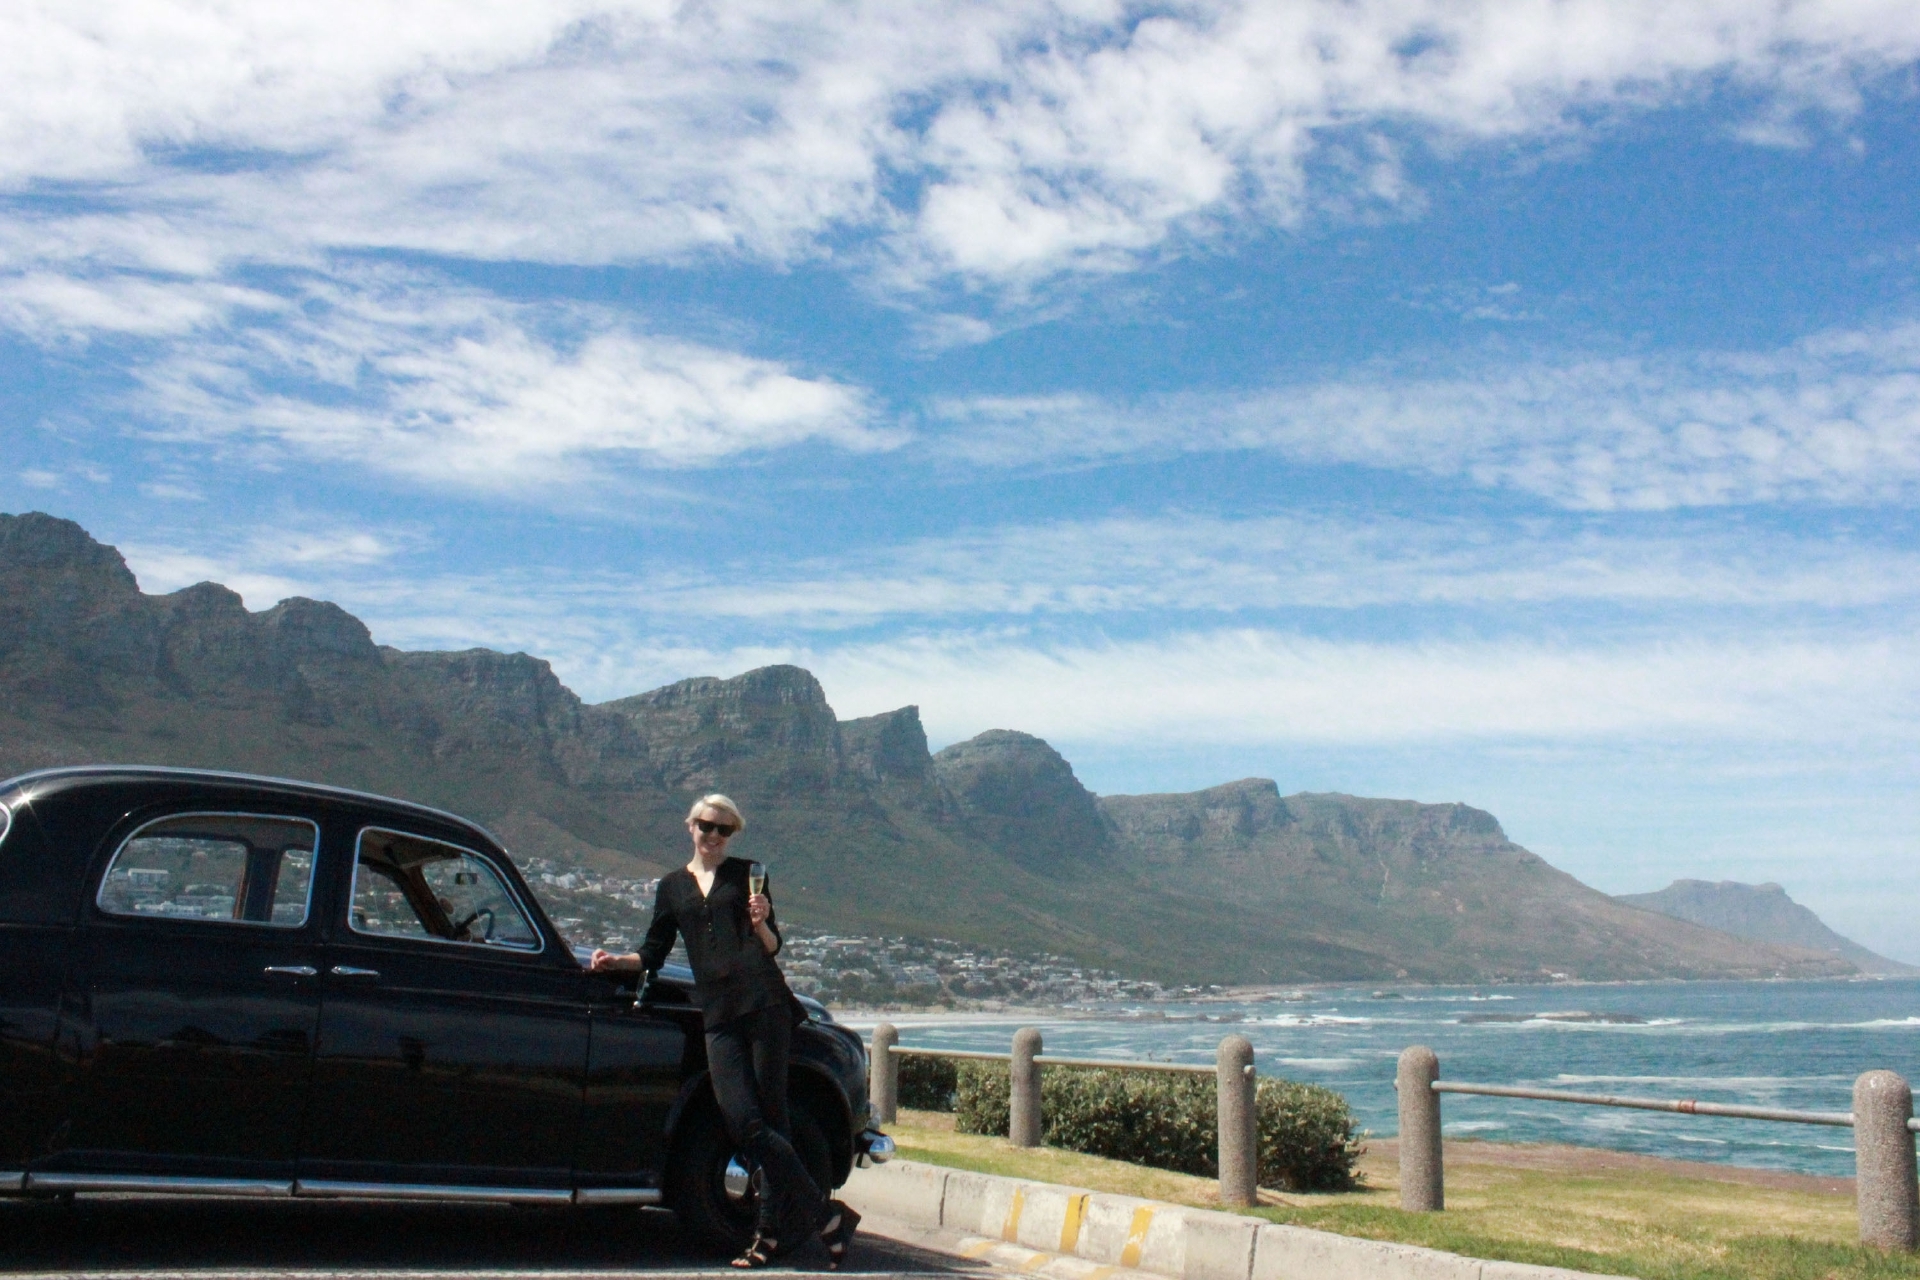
350;827;540;951
97;813;319;927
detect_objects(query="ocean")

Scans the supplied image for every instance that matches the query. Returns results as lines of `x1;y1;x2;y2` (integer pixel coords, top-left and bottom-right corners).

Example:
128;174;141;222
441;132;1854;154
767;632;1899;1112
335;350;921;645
843;977;1920;1178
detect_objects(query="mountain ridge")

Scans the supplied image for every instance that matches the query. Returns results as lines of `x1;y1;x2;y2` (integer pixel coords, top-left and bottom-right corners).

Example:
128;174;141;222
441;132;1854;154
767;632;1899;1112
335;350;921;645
1617;880;1916;976
0;510;1855;985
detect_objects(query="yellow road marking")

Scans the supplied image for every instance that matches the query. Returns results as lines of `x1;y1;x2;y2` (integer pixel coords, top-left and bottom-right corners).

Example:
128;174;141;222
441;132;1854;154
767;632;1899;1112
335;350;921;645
961;1238;999;1259
1119;1206;1155;1268
1058;1193;1088;1254
1002;1186;1026;1242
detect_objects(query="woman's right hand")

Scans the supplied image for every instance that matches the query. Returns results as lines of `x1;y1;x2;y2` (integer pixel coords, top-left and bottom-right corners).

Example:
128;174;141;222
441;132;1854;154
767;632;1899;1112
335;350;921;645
589;949;633;972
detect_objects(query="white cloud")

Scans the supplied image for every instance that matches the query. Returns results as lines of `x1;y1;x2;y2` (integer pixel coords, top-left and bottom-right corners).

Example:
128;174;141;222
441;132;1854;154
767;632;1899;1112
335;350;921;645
805;628;1920;750
129;269;895;488
119;544;308;607
934;322;1920;509
662;512;1920;622
0;271;282;341
3;1;1918;295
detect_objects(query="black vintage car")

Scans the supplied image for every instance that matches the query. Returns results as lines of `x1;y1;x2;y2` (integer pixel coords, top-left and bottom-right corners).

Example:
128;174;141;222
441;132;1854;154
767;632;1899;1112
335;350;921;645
0;766;889;1249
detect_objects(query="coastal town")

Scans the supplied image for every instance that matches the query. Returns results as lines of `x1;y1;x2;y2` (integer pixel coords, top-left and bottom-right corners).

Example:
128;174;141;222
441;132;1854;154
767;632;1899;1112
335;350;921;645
520;859;1173;1007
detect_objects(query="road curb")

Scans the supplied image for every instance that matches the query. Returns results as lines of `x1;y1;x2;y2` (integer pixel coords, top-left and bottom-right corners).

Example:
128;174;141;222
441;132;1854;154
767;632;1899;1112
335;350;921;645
842;1160;1631;1280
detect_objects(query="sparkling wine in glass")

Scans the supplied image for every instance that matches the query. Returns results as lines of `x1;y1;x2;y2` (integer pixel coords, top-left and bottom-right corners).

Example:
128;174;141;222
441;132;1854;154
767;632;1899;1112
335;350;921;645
748;862;768;898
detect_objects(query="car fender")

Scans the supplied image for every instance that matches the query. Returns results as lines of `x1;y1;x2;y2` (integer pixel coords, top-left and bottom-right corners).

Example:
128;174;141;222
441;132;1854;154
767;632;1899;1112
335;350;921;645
662;1060;855;1188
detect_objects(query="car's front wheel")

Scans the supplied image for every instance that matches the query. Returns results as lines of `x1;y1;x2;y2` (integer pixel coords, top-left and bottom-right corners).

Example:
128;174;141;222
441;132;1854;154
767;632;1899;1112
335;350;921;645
668;1103;834;1253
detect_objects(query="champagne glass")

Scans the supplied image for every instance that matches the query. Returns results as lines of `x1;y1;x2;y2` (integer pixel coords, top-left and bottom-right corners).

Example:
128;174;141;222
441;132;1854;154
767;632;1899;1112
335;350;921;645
748;861;768;898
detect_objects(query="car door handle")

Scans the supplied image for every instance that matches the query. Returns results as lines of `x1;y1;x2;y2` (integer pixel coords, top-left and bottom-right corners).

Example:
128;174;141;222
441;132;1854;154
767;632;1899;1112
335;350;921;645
264;965;318;977
330;965;381;978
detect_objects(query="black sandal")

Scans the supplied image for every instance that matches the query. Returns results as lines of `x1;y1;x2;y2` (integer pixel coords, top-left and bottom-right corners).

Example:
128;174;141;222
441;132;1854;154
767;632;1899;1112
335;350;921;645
819;1200;861;1270
731;1231;778;1269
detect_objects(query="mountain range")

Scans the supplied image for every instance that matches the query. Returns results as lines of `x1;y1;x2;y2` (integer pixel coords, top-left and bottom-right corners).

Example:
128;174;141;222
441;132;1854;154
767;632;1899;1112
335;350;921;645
1617;880;1916;976
0;510;1861;985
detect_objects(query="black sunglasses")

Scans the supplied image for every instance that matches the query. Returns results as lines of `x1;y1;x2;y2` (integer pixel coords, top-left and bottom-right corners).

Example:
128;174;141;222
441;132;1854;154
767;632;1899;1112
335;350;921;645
693;819;737;837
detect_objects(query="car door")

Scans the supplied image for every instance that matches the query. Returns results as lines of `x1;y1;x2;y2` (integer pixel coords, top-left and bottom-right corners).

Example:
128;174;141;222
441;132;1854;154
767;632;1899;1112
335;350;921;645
297;821;589;1191
62;808;324;1181
573;975;695;1197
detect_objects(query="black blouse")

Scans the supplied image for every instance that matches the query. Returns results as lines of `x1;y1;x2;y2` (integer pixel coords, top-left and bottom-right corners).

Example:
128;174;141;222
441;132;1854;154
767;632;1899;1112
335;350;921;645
639;856;792;1029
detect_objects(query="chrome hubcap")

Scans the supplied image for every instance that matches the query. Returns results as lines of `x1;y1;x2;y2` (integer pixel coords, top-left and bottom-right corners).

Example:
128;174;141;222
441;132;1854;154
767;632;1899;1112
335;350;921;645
723;1156;751;1202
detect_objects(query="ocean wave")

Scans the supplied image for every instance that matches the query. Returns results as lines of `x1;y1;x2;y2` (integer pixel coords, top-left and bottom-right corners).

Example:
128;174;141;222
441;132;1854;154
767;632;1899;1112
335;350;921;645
1276;1057;1363;1071
1249;1014;1377;1027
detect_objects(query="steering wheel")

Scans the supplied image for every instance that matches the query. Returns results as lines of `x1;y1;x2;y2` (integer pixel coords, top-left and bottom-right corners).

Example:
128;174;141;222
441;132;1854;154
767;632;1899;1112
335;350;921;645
450;907;496;942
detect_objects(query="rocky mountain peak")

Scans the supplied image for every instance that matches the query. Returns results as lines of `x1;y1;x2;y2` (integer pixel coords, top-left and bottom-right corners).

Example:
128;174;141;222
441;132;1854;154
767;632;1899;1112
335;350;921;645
842;705;931;782
598;663;841;791
1100;776;1289;844
258;598;381;665
1618;879;1916;975
932;728;1110;867
0;512;139;593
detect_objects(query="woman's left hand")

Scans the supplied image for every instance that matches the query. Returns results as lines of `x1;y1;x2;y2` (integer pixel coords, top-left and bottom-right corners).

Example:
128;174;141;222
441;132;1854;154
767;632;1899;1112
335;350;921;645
747;893;770;927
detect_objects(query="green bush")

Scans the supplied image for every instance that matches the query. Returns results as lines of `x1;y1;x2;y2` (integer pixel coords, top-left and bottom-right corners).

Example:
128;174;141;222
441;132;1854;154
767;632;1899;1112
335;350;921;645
955;1060;1009;1134
898;1054;959;1111
953;1061;1362;1192
1255;1078;1365;1192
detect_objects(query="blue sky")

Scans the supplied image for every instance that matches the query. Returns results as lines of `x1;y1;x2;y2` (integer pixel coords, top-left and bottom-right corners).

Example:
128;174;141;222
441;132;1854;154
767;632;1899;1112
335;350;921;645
4;2;1920;959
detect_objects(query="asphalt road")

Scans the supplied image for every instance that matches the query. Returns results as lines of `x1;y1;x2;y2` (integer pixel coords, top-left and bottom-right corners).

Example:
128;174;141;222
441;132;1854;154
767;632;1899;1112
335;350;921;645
0;1196;986;1279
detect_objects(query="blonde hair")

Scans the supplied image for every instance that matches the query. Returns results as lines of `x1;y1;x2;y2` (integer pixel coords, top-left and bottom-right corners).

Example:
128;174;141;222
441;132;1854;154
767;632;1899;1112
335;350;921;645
686;793;746;831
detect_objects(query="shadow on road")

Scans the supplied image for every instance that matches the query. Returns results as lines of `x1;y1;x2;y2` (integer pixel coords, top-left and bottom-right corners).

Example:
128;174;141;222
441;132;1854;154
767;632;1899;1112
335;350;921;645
0;1197;970;1275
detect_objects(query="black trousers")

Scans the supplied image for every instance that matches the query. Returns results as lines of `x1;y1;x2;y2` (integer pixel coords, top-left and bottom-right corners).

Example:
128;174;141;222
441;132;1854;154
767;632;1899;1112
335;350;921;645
705;1003;824;1236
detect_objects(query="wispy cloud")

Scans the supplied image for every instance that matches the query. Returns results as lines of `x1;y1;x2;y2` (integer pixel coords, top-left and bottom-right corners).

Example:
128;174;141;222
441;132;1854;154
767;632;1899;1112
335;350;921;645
806;628;1920;750
934;323;1920;509
123;269;896;490
659;512;1920;622
3;1;1916;295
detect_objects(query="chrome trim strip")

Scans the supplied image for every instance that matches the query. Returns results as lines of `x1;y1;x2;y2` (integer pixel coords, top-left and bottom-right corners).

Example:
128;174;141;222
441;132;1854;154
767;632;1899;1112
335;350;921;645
573;1187;664;1205
0;1170;25;1192
95;809;320;930
293;1179;572;1204
0;801;11;848
25;1173;290;1197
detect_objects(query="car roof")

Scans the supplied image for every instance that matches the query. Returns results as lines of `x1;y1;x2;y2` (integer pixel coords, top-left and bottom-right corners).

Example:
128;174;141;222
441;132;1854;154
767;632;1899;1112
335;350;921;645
0;765;500;846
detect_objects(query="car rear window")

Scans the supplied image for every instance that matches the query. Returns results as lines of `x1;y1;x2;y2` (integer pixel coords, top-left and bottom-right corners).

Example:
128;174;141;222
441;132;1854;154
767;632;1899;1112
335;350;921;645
97;812;319;928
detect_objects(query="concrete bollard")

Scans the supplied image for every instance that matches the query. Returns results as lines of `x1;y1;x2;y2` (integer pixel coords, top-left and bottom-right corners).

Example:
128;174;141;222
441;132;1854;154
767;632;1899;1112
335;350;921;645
1011;1027;1044;1147
1397;1045;1443;1212
871;1022;899;1124
1217;1034;1258;1206
1853;1069;1918;1250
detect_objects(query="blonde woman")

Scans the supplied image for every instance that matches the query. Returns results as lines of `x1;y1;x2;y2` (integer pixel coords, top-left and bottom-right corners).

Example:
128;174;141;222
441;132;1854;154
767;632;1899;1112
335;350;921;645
591;795;857;1268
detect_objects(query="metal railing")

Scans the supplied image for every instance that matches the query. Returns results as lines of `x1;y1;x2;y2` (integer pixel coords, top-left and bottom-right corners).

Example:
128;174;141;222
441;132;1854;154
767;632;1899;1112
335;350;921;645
870;1024;1260;1206
1396;1046;1920;1252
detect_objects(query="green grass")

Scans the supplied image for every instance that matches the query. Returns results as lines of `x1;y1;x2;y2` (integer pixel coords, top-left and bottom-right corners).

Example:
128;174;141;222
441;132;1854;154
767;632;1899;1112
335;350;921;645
886;1109;1920;1280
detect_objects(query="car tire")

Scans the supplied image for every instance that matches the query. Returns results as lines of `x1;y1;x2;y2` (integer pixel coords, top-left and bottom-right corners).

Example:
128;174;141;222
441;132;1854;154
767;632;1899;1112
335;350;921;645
668;1102;835;1254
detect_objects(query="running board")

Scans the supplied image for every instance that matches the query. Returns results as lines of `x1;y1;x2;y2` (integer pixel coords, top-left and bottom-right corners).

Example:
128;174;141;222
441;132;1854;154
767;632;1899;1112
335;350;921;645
294;1180;573;1204
13;1171;659;1207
